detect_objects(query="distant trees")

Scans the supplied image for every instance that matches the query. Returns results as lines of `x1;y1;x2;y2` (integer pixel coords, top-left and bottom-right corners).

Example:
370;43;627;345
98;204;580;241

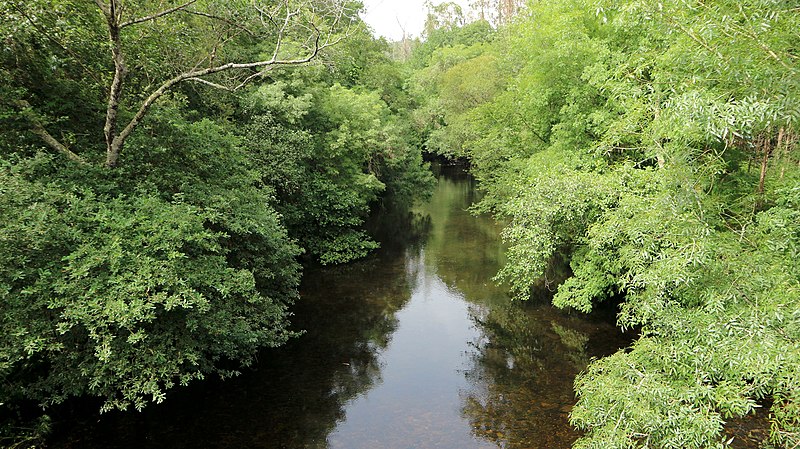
423;1;466;36
469;0;524;25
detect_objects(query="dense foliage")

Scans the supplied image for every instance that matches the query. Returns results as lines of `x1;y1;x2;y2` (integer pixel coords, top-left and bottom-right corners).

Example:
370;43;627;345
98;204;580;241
4;0;798;447
0;0;432;443
410;0;799;447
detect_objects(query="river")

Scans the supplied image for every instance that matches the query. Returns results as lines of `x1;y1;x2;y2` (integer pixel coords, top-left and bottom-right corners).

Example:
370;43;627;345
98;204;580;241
50;164;629;449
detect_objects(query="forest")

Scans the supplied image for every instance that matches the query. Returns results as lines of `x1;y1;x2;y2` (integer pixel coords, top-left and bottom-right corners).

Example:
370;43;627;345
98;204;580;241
1;0;798;448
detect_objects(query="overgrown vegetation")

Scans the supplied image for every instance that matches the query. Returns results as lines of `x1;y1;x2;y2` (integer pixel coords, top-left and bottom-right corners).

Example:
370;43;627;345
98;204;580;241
409;0;799;447
3;0;799;447
0;0;432;443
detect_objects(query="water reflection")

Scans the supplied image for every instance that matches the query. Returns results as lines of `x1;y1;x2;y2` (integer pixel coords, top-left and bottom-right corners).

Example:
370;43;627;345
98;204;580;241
49;164;628;449
460;302;626;449
50;246;421;448
414;166;629;449
326;261;492;449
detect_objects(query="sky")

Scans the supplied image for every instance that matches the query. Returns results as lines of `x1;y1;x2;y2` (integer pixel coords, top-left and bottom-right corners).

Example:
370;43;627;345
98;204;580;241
360;0;472;41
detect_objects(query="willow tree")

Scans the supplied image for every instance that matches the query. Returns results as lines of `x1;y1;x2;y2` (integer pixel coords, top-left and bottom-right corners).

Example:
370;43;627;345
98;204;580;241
408;0;800;446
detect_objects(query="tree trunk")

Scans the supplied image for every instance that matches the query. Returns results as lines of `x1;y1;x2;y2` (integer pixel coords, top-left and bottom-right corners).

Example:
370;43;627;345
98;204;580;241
757;134;771;196
778;128;792;180
101;0;127;168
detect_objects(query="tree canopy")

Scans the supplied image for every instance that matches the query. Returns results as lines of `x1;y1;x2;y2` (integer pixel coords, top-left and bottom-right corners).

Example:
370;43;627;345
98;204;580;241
3;0;799;447
408;0;799;447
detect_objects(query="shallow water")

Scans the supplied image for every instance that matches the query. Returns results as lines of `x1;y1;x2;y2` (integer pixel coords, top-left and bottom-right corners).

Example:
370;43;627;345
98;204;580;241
50;165;629;449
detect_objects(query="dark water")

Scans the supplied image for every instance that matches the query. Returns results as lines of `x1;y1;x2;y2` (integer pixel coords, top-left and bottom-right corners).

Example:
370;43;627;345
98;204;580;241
50;165;629;449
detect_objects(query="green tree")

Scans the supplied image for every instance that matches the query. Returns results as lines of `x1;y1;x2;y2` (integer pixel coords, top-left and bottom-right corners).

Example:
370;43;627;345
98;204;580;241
241;76;433;264
0;0;433;442
2;0;354;168
408;0;800;447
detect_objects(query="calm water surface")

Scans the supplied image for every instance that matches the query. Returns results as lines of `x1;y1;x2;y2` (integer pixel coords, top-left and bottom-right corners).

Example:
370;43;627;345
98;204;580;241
50;165;629;449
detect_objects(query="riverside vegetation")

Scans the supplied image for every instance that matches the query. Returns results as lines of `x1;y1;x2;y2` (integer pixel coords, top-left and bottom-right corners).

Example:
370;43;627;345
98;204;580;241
0;0;434;444
2;0;799;448
409;1;799;448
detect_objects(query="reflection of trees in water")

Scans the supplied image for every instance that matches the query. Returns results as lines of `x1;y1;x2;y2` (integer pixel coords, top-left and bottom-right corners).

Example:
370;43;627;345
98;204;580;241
413;165;627;449
461;301;605;449
418;172;507;304
420;168;581;446
367;205;432;255
50;248;418;449
49;165;628;449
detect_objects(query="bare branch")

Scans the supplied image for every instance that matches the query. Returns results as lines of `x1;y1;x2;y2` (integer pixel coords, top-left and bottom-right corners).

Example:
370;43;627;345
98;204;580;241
120;0;197;28
253;0;279;28
30;127;87;164
196;19;350;93
99;0;352;168
106;33;334;167
100;0;127;163
233;67;276;91
187;77;233;91
94;0;110;16
16;101;88;165
273;7;302;61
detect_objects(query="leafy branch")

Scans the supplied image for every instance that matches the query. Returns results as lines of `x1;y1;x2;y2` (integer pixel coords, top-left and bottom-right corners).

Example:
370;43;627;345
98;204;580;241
21;0;353;168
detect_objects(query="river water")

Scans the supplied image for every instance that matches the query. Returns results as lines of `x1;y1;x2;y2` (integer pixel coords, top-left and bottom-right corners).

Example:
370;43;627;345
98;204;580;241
51;165;629;449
